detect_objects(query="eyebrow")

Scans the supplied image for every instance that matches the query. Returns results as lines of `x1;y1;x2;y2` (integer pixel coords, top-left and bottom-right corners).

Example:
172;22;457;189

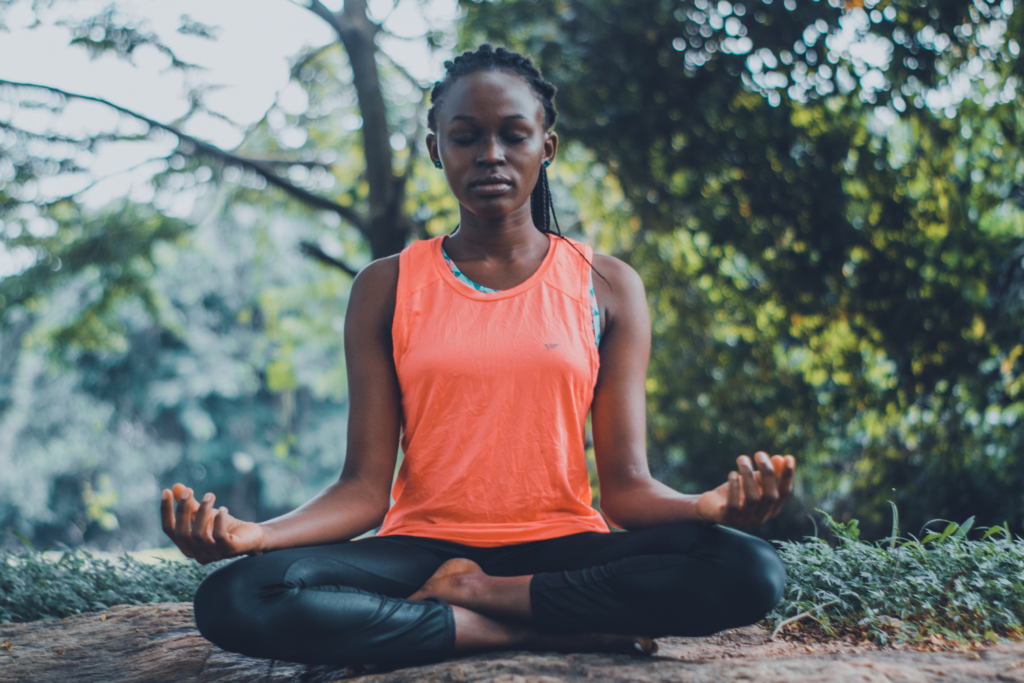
451;114;529;122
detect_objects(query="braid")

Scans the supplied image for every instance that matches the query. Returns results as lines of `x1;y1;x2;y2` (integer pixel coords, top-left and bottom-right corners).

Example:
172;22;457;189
429;44;562;238
427;44;557;133
529;166;562;237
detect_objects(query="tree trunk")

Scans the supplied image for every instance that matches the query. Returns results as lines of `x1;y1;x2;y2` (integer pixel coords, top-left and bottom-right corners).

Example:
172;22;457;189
2;603;1023;682
306;0;413;261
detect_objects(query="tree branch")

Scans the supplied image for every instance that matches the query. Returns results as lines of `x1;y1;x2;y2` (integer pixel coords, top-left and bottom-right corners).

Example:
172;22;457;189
301;0;395;218
288;42;337;81
0;121;134;149
297;241;360;276
399;81;430;183
770;601;839;640
241;157;334;169
36;156;170;208
377;48;432;93
0;79;369;234
302;0;349;38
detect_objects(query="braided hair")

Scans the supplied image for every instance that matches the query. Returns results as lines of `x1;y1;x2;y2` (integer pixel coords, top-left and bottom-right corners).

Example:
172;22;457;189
428;44;562;237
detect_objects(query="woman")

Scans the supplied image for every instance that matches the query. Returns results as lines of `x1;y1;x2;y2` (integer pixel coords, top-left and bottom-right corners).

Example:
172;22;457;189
161;45;795;667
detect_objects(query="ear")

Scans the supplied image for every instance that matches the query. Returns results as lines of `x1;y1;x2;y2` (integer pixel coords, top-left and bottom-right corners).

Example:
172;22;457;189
426;133;440;165
543;131;558;166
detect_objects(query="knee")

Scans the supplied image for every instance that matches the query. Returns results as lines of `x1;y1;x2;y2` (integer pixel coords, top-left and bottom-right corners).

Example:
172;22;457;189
193;560;259;653
717;528;787;623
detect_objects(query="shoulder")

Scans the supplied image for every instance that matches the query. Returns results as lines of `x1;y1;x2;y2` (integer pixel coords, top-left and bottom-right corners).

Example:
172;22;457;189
347;255;400;333
351;254;400;301
591;253;646;304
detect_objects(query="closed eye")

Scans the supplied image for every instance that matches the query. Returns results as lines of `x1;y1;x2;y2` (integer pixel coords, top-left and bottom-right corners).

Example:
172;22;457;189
451;134;528;145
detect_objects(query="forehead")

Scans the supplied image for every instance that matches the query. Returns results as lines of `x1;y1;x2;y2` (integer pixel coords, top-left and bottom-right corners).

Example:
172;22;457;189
437;70;545;124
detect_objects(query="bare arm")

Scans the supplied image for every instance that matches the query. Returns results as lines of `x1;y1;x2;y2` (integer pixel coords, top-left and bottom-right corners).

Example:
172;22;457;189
161;256;404;563
589;255;795;531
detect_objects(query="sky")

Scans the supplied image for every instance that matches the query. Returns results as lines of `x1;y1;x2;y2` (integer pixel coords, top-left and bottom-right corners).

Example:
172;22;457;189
0;0;456;196
0;0;458;276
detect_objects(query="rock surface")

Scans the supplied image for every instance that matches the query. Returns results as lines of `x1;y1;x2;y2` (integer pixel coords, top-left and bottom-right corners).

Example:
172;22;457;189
1;603;1022;683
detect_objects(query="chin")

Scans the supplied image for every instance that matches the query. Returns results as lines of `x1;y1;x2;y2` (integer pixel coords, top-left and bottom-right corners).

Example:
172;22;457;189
461;197;521;220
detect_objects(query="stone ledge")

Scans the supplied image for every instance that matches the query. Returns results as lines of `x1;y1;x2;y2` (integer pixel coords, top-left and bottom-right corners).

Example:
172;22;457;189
2;603;1021;683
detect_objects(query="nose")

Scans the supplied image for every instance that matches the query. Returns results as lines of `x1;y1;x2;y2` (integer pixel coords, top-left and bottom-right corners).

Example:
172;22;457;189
476;135;505;166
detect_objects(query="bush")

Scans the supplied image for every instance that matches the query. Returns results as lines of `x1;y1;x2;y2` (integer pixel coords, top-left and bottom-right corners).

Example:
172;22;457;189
0;549;224;624
4;510;1023;650
768;510;1024;646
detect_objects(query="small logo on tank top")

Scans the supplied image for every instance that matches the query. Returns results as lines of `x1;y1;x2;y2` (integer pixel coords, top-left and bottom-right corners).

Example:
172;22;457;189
544;343;560;350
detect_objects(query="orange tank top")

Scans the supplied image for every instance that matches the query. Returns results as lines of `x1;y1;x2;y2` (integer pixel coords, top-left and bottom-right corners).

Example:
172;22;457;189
376;234;609;547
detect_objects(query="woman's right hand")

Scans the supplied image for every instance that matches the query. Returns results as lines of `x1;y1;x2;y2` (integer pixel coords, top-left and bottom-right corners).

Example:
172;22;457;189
161;483;266;564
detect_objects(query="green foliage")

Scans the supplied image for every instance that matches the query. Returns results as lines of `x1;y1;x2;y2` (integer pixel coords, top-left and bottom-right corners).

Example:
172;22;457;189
3;0;1024;556
0;549;223;624
0;188;354;550
463;0;1024;538
3;509;1020;653
769;511;1024;645
0;1;435;550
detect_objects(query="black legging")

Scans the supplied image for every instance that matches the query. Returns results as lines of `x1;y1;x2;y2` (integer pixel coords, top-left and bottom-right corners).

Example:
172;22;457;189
193;521;786;666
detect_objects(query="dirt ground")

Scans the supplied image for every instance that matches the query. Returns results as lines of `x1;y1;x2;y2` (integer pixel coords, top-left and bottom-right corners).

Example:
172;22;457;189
1;603;1022;683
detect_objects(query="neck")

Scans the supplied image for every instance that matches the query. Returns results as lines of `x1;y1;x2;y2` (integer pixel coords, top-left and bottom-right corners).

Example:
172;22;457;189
447;202;549;262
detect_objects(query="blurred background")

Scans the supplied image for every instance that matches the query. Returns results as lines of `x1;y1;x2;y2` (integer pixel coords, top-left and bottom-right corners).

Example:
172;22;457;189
1;0;1021;552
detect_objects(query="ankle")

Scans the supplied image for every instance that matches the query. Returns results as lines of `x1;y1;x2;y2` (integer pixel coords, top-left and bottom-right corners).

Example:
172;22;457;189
450;569;488;605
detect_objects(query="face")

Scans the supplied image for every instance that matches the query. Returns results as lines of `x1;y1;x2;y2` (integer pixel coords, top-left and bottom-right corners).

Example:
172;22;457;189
427;70;557;221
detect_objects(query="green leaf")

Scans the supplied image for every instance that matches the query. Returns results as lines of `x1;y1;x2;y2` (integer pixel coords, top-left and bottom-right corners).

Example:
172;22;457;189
938;521;959;543
888;500;899;549
266;359;298;392
5;530;32;548
952;516;975;540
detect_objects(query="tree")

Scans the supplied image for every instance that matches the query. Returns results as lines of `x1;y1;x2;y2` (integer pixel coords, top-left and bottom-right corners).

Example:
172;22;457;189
0;0;456;548
463;0;1024;537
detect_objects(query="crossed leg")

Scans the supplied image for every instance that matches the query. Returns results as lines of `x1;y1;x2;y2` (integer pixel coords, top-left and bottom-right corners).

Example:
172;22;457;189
192;522;784;666
409;522;785;650
410;558;656;654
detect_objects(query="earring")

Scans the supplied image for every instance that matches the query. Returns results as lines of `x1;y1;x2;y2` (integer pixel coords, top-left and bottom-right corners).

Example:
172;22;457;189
542;159;551;168
434;161;443;169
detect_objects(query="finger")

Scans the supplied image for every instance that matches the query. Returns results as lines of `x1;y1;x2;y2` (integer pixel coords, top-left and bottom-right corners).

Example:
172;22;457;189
163;488;194;558
186;487;201;513
192;493;216;542
160;489;175;537
737;455;760;516
172;482;186;502
191;493;217;563
767;455;796;518
754;451;779;513
174;488;197;558
727;471;741;518
772;455;786;479
213;507;233;556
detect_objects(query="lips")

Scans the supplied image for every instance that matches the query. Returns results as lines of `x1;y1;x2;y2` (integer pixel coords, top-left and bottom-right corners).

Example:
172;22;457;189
470;175;513;194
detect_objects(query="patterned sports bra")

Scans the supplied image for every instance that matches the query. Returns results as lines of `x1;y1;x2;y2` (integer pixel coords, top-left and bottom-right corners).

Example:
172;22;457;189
441;243;602;347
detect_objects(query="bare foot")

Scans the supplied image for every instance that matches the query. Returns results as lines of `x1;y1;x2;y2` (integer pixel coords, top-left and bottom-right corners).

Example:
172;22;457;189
408;558;485;603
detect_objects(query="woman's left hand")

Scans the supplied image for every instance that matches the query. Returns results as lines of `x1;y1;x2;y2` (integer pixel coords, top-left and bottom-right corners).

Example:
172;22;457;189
695;452;795;527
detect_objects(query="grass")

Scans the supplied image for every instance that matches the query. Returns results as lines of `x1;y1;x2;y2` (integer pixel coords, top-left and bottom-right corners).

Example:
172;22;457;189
765;508;1024;648
2;510;1022;650
0;548;223;624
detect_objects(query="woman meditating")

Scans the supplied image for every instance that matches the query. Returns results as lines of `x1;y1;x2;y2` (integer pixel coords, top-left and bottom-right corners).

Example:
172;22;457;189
161;45;795;667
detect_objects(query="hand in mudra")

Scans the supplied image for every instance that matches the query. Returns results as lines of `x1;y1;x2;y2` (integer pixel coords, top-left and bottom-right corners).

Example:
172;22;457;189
696;452;795;528
160;483;265;564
